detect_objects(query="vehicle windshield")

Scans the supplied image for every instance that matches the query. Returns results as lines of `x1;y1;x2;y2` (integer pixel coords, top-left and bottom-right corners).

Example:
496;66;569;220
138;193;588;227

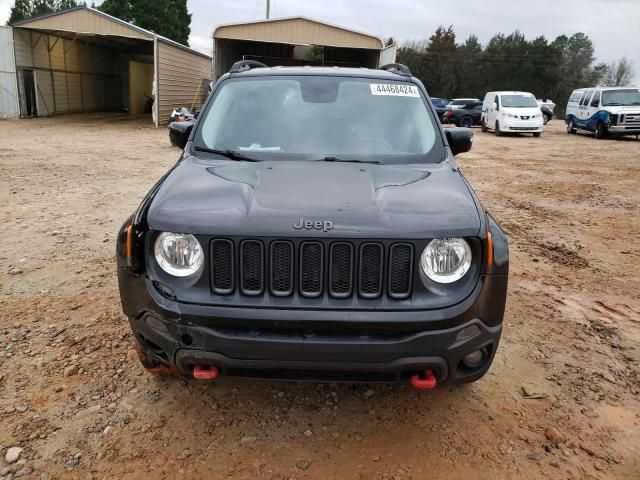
194;76;443;163
500;95;538;108
602;89;640;106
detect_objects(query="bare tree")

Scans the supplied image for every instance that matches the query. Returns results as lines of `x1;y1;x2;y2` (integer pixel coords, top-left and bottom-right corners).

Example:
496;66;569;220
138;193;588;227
602;57;635;86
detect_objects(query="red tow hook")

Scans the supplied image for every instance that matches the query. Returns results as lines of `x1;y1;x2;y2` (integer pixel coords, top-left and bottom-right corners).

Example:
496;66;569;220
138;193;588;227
193;364;219;380
410;370;437;390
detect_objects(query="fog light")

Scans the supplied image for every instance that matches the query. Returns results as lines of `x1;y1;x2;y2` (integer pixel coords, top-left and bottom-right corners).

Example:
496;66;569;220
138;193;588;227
462;349;486;368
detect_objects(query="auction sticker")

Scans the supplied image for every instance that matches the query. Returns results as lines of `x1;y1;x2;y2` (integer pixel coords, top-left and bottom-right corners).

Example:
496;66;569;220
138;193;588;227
370;83;419;97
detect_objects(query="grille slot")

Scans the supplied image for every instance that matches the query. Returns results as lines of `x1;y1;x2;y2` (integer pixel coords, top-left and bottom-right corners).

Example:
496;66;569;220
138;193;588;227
210;239;234;294
329;242;354;298
359;243;384;298
240;240;264;295
299;242;323;297
270;241;294;296
388;243;414;299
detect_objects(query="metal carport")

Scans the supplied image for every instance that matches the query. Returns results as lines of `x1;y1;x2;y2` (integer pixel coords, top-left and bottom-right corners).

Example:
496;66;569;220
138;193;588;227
7;6;211;126
212;17;397;79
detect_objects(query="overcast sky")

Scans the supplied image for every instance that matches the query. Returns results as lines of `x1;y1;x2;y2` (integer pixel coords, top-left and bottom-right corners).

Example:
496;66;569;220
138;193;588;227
1;0;638;81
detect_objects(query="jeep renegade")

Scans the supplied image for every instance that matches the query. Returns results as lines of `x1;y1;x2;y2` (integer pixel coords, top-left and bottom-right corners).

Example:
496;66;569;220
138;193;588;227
116;61;509;388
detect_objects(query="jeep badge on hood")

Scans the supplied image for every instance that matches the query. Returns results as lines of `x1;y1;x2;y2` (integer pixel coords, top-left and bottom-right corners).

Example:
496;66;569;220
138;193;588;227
293;217;334;232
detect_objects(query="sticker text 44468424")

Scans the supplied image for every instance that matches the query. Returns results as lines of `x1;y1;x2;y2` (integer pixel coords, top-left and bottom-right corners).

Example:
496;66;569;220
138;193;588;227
370;83;420;97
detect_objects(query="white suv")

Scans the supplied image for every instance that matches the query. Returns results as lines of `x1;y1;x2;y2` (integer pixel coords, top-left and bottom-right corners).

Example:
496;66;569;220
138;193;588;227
481;91;543;137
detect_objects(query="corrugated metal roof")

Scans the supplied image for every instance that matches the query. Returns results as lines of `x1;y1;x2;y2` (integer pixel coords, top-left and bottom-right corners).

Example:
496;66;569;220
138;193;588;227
13;6;211;59
214;16;384;50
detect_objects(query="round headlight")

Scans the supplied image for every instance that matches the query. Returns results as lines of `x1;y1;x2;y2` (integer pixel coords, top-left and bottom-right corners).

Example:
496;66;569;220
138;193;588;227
420;238;472;284
154;232;203;277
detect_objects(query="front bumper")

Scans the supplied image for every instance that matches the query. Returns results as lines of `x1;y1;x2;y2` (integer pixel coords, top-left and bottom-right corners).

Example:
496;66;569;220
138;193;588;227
501;117;543;132
120;269;507;385
609;125;640;134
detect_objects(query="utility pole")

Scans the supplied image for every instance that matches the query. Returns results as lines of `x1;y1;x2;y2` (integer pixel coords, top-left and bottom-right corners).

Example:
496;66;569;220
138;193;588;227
266;0;270;19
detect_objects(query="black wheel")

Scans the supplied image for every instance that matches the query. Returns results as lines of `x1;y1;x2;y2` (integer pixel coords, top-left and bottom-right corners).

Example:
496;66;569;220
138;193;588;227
481;119;488;132
533;132;541;137
543;113;551;125
460;116;473;128
595;122;608;139
495;121;502;136
566;120;577;134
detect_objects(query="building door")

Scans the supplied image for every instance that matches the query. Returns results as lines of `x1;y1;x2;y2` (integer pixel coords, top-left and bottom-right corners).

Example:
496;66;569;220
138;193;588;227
0;26;19;118
23;69;37;117
128;61;154;115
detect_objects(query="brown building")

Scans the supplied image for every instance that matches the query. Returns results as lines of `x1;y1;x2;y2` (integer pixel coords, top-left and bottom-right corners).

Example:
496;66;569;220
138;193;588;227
7;6;212;125
213;17;396;79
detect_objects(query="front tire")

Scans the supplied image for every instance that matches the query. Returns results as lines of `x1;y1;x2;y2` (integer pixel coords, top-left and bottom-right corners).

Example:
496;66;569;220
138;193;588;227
543;113;551;125
595;122;608;139
495;121;502;136
481;119;488;132
533;132;541;137
566;120;577;134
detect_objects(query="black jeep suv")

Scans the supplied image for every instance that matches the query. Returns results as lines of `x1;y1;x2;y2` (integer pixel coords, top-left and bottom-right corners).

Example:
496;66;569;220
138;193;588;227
117;61;508;388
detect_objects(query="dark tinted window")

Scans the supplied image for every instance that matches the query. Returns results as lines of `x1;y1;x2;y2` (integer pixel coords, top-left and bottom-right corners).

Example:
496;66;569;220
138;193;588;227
590;91;600;107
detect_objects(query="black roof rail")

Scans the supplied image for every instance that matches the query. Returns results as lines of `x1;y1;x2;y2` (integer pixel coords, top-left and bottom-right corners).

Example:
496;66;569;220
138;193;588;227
379;63;412;77
230;60;269;73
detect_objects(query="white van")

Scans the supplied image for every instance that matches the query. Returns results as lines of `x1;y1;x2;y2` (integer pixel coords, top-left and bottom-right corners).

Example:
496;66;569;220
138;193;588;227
481;91;543;136
565;87;640;139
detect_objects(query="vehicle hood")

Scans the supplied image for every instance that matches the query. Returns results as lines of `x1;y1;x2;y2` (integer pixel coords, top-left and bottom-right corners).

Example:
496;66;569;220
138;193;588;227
147;157;481;238
502;106;541;116
603;106;640;114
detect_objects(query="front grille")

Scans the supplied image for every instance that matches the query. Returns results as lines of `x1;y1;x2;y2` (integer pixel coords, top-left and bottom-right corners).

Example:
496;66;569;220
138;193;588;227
621;113;640;125
209;238;415;301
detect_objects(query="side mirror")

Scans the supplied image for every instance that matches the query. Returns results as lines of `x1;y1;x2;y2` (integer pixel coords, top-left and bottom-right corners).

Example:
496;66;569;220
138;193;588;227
446;127;473;156
168;121;194;149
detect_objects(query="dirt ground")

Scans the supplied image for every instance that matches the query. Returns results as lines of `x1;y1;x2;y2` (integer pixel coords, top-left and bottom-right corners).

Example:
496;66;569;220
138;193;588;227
0;114;639;480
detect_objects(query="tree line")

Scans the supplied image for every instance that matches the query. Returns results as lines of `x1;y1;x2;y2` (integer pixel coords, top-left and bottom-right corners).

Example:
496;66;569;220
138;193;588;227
7;0;191;46
396;26;635;115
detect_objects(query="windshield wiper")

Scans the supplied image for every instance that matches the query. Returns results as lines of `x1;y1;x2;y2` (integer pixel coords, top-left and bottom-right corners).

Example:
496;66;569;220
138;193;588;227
317;156;380;164
193;146;260;162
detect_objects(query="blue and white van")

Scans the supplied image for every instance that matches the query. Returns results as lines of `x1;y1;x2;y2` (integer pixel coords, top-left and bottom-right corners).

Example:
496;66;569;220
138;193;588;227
565;87;640;139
